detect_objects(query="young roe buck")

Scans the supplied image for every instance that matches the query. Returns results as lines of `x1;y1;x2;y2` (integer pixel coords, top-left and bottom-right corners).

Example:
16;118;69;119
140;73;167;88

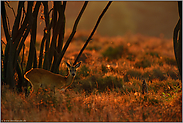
24;61;81;94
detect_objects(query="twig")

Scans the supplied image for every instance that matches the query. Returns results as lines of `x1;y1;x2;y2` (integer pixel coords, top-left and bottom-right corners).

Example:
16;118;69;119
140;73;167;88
73;1;112;65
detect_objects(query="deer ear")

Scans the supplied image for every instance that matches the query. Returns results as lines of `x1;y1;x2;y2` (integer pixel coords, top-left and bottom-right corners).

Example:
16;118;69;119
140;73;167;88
75;61;81;68
65;61;71;68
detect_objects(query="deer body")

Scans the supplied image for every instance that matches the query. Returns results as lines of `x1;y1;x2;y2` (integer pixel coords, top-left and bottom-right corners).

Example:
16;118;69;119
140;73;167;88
24;62;81;93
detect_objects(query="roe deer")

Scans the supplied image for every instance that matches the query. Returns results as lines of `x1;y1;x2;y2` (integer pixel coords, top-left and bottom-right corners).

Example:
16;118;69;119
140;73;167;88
24;61;81;94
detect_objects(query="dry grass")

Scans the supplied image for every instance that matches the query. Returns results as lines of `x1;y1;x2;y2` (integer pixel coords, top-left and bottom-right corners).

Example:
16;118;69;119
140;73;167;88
1;32;182;122
1;82;182;122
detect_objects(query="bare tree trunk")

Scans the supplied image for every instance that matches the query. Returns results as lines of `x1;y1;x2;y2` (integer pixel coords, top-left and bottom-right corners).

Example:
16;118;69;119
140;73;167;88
12;1;24;41
24;2;41;89
2;1;11;85
52;2;66;73
51;1;88;73
2;1;16;89
1;1;113;93
173;1;182;81
25;2;41;72
39;1;50;69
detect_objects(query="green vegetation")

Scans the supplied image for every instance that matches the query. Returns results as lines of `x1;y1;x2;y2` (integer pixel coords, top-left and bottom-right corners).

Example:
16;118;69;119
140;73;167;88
102;45;128;60
126;53;136;61
134;58;151;69
146;51;160;58
124;69;142;82
164;57;177;66
86;45;102;51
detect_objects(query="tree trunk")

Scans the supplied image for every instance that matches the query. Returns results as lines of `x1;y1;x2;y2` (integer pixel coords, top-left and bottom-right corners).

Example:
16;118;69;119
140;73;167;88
173;1;182;81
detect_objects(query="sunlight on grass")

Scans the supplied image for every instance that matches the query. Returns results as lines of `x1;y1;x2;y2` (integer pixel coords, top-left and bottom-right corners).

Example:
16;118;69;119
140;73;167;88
1;32;182;122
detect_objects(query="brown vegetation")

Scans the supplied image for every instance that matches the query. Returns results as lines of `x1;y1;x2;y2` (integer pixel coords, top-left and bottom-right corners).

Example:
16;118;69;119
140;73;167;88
1;33;182;122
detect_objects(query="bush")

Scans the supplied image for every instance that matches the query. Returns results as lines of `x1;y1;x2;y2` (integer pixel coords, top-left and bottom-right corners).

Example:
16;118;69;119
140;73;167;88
151;68;167;81
142;71;152;80
143;68;176;82
79;77;96;93
164;57;177;66
102;45;128;60
166;70;179;80
123;79;141;93
124;70;142;82
148;96;162;105
101;64;108;74
79;75;124;93
76;65;90;79
134;58;151;69
126;53;136;61
86;45;101;51
146;52;160;58
158;60;164;66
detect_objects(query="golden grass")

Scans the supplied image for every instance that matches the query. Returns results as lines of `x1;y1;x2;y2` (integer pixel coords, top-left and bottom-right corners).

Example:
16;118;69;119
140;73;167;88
1;82;182;122
1;32;182;122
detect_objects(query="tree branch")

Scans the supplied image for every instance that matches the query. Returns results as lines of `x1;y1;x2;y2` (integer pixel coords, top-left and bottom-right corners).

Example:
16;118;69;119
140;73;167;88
14;1;33;49
25;1;41;72
12;1;24;43
51;1;88;72
73;1;112;65
1;1;11;42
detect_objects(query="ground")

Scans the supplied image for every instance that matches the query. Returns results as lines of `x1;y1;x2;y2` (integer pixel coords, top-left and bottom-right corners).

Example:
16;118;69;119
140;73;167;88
1;32;182;122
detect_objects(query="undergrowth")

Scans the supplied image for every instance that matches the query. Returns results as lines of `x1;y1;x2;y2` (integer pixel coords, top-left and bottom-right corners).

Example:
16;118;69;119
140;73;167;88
1;78;182;122
1;33;182;122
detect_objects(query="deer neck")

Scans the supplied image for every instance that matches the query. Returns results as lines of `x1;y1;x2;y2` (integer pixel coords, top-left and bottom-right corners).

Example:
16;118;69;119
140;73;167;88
65;74;75;89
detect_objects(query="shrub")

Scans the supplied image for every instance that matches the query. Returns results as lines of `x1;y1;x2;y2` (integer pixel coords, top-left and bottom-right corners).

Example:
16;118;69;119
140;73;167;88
166;70;179;80
134;58;151;69
142;71;152;80
124;70;142;82
86;45;101;51
122;79;142;94
126;53;136;61
79;77;95;93
146;52;160;58
143;68;173;82
101;64;108;74
97;76;124;92
164;57;177;66
35;88;58;108
102;45;128;60
151;68;167;81
76;65;90;79
148;96;162;105
79;75;124;93
158;60;164;66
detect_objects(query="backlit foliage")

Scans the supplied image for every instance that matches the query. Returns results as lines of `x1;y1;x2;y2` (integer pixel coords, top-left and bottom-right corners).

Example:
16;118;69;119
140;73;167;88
1;32;182;121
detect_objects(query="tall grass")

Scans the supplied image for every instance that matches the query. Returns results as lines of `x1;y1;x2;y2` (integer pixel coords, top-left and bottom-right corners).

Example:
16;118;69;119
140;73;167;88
1;33;182;122
1;79;182;122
